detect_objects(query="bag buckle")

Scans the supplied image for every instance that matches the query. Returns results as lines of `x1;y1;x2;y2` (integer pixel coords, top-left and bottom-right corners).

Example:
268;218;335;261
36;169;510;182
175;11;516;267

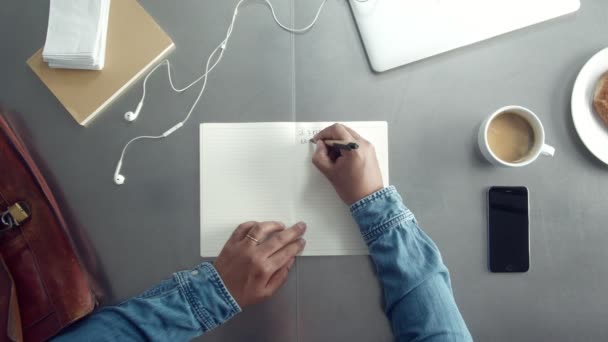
1;201;31;230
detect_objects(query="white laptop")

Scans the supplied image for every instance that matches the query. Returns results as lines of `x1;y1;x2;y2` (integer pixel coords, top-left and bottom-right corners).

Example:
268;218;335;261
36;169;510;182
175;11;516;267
350;0;580;72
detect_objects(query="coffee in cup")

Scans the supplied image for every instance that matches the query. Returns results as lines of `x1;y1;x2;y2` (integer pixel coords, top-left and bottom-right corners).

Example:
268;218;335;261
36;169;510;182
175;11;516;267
478;106;555;167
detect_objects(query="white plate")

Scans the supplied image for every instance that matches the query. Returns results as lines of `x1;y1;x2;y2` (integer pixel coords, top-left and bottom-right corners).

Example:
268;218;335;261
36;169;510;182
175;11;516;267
572;48;608;165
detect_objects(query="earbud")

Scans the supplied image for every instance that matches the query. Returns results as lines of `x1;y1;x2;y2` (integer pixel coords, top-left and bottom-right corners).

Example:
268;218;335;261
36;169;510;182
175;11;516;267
114;174;125;185
124;101;143;122
114;160;125;185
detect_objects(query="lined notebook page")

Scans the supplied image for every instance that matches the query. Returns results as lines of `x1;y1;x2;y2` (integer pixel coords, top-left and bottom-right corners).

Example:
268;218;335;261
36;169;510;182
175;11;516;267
200;122;388;257
200;123;295;256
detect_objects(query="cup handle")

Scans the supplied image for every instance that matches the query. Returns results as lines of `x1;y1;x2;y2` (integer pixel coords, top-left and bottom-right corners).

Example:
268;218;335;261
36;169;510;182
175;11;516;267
541;144;555;157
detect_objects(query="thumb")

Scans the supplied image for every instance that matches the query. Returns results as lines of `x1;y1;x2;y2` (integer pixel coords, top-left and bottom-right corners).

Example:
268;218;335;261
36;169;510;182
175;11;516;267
312;141;333;175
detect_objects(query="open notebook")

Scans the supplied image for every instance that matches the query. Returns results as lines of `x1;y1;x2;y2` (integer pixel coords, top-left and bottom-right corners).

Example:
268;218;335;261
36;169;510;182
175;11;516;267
200;122;388;256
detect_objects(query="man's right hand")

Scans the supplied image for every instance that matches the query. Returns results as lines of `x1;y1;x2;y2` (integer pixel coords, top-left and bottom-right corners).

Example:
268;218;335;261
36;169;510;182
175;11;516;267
311;124;384;205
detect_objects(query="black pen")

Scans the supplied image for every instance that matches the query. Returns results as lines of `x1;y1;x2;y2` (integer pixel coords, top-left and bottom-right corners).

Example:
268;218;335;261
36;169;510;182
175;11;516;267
309;139;359;151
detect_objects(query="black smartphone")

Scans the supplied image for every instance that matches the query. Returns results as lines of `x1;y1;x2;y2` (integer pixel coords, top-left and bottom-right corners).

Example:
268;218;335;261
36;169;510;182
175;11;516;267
488;186;530;273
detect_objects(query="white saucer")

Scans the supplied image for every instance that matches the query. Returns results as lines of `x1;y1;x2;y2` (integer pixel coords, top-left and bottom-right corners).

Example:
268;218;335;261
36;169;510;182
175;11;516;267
572;48;608;165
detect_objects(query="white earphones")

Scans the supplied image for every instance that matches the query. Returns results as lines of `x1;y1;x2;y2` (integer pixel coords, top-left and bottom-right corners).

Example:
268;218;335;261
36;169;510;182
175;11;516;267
113;0;329;185
114;160;125;185
124;101;143;122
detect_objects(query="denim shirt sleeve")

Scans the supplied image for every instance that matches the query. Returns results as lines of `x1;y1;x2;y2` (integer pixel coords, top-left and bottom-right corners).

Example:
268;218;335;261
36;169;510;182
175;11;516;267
351;186;472;342
52;262;241;342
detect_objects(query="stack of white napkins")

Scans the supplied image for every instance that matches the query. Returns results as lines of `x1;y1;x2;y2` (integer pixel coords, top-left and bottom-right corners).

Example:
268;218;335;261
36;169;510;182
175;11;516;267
43;0;111;70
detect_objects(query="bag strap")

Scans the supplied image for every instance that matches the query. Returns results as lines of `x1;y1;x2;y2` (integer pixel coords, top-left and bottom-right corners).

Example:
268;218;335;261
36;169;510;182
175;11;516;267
0;255;23;342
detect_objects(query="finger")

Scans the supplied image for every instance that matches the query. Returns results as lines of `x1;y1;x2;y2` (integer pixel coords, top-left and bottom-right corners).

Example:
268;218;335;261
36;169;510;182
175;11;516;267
231;221;257;241
340;125;363;140
259;222;307;256
327;145;344;162
265;258;295;294
268;238;306;271
312;123;354;142
312;141;334;174
286;257;296;271
245;221;285;245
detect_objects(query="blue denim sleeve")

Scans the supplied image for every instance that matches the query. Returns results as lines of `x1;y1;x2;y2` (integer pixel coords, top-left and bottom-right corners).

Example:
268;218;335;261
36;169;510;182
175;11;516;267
52;262;241;342
351;186;472;342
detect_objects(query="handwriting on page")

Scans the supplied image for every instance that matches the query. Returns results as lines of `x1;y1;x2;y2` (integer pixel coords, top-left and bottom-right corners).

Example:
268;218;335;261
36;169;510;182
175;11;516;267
297;128;321;144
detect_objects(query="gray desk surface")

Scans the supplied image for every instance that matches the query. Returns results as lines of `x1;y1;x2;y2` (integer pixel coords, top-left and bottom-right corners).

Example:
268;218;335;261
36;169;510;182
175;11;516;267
1;0;608;341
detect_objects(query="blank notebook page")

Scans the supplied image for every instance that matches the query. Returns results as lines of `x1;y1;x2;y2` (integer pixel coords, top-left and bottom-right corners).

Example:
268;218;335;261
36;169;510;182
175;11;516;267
200;122;388;257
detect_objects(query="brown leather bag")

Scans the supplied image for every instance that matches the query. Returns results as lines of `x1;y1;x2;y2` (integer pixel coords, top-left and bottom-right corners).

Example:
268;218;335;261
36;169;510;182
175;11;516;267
0;114;97;341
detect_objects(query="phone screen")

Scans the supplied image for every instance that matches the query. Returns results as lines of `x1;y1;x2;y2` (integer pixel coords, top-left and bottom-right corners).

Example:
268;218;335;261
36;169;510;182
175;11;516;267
488;186;530;272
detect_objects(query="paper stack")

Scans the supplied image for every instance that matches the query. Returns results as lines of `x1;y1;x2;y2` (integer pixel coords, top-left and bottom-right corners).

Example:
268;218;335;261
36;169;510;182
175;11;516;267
42;0;111;70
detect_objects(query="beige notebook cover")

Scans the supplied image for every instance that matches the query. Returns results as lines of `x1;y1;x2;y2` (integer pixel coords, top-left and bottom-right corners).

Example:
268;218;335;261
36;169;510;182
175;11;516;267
27;0;175;126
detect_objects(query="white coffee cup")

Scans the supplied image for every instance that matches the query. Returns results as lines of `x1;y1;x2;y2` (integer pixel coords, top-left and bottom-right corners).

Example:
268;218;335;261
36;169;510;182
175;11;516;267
478;106;555;167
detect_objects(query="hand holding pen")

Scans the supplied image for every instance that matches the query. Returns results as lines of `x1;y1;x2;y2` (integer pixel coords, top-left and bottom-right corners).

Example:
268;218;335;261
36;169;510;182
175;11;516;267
309;124;384;205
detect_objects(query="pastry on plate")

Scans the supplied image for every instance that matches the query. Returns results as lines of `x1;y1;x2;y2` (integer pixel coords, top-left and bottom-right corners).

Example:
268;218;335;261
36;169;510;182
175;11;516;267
593;72;608;128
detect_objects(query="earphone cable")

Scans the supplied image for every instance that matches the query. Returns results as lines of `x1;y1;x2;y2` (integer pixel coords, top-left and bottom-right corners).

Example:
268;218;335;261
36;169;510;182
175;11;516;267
115;0;328;183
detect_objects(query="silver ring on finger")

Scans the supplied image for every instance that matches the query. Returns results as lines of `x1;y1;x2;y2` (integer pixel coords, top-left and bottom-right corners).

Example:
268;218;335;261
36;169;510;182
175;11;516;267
245;234;260;244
